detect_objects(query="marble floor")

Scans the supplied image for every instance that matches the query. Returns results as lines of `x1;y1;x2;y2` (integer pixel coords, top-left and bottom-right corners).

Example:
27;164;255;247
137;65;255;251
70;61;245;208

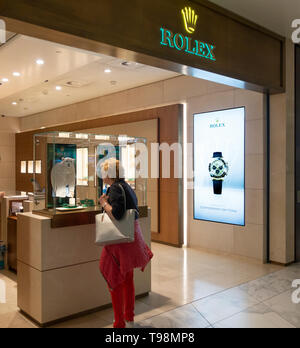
0;243;299;328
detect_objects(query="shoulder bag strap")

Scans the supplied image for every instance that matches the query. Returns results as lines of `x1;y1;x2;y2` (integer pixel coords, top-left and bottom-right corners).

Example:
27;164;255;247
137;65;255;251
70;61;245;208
118;183;139;217
118;183;127;211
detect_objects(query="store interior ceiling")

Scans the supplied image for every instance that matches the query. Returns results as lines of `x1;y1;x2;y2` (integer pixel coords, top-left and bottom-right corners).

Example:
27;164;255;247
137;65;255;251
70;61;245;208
0;34;178;118
210;0;299;38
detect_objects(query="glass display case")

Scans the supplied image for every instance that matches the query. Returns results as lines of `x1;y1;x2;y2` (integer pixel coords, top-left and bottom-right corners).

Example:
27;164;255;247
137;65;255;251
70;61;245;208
33;131;148;216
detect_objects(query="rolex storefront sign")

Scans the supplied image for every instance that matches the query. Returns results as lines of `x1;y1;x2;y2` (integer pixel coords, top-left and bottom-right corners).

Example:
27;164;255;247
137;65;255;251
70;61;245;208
160;7;216;62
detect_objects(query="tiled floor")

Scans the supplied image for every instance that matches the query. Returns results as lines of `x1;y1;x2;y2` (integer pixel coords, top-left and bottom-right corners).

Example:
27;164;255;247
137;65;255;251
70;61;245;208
0;243;299;328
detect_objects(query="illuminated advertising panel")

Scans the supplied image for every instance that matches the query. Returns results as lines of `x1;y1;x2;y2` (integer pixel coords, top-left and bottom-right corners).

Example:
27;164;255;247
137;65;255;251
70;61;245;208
194;107;245;226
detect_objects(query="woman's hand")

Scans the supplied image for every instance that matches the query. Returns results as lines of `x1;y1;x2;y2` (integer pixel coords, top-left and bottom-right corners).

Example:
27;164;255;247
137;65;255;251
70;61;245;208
99;195;114;219
99;194;109;208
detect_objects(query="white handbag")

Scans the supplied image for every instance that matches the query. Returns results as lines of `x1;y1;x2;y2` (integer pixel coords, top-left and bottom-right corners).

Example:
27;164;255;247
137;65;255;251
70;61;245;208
95;184;137;246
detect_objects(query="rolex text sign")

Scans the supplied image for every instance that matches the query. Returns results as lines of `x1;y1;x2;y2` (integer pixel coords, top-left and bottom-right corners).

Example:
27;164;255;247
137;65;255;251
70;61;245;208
160;28;216;61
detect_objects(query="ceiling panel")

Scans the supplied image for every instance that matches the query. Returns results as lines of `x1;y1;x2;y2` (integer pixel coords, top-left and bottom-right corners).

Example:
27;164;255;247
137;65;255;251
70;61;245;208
209;0;299;38
0;35;178;117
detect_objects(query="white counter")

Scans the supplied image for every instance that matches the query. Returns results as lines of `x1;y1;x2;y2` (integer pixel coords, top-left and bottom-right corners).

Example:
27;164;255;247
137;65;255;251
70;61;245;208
17;209;152;326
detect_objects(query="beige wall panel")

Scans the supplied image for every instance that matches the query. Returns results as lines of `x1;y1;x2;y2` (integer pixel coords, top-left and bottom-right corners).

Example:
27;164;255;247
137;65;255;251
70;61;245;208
188;89;266;261
147;190;158;233
0;118;20;193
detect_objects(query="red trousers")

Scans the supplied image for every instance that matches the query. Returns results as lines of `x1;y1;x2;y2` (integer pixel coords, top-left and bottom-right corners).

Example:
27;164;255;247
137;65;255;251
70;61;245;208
109;270;135;328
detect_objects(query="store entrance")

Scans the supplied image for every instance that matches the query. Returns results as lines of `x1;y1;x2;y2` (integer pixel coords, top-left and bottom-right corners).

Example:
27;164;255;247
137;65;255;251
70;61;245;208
0;29;272;329
295;44;300;262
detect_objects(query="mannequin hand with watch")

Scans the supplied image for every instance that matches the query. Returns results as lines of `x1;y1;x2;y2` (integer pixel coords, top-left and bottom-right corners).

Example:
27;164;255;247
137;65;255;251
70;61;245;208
208;152;229;195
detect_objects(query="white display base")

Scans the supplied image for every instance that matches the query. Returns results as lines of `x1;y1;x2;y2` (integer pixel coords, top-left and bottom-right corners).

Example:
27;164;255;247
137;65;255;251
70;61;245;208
56;206;85;212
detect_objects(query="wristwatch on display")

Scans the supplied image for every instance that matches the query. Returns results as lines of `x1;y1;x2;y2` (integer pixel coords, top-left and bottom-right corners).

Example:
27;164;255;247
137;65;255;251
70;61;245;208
208;152;229;195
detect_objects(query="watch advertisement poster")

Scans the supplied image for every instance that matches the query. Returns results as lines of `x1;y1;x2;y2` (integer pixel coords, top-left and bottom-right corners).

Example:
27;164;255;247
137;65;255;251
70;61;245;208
194;107;245;226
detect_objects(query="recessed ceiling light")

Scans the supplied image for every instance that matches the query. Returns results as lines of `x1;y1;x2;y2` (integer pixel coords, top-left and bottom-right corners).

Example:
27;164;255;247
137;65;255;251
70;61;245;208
13;72;21;77
2;78;9;83
104;68;112;73
41;127;46;129
12;102;17;105
36;59;45;65
55;86;62;91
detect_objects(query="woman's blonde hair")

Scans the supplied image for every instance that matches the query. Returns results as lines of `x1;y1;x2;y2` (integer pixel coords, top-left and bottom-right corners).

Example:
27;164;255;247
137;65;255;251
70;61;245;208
100;158;125;181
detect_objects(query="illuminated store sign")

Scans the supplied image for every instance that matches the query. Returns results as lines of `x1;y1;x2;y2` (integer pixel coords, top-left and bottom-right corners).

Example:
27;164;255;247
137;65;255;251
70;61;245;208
160;7;216;62
182;7;198;34
194;108;245;226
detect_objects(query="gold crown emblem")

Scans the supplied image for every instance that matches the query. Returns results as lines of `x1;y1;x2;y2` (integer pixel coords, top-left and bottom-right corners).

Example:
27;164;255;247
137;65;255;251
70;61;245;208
182;7;198;34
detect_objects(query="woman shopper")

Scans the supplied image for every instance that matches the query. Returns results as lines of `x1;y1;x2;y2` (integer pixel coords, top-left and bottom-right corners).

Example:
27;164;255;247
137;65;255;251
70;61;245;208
99;158;153;329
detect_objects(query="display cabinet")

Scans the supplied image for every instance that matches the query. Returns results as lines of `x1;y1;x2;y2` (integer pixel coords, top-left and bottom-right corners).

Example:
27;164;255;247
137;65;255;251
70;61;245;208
32;131;148;225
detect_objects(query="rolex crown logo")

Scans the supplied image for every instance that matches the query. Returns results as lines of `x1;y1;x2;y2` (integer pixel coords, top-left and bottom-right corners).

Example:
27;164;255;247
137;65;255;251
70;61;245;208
182;7;198;34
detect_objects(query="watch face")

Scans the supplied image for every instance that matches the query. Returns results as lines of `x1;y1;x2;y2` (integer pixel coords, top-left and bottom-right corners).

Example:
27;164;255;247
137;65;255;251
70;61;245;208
209;158;229;179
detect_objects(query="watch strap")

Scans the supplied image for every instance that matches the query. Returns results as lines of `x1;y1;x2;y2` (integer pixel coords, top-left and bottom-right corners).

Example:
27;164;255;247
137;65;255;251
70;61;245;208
213;152;223;158
213;180;223;195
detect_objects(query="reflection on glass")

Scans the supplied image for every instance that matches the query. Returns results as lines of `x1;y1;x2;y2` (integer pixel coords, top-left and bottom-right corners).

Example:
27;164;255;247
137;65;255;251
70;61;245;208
121;145;136;189
28;161;34;174
59;132;70;138
76;133;88;140
21;161;27;174
77;148;89;186
35;160;42;174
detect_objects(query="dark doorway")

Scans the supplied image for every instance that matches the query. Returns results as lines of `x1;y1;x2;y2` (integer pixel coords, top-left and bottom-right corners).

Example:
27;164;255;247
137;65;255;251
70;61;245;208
296;45;300;261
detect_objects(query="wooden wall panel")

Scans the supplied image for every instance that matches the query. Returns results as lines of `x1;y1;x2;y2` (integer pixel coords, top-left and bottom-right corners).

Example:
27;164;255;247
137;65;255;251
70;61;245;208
16;104;184;247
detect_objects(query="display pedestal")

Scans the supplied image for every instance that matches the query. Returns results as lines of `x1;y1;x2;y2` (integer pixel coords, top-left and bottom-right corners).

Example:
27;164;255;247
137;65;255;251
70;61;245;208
17;209;152;327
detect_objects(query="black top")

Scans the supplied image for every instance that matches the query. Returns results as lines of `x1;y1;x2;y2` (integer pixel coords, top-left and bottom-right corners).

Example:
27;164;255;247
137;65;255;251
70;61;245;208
107;180;139;221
